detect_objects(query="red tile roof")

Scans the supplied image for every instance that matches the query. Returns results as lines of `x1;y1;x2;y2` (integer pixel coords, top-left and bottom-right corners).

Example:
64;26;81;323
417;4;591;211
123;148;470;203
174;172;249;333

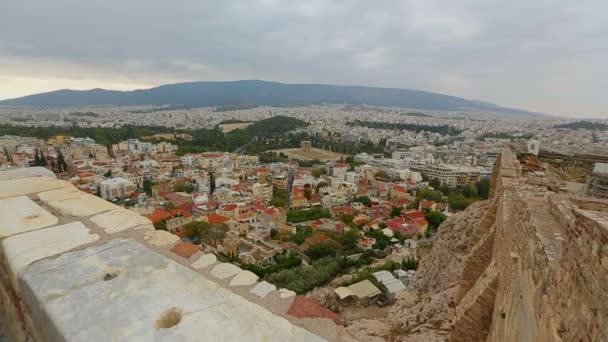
393;185;408;193
411;217;429;227
420;200;434;208
387;218;418;236
404;210;426;219
221;204;238;211
287;296;341;325
170;242;199;259
150;209;192;223
208;213;231;224
330;206;355;213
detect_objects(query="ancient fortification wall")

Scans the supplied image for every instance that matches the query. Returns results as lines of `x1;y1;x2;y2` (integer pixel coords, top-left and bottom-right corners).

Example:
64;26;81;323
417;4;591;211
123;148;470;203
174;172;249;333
394;148;607;342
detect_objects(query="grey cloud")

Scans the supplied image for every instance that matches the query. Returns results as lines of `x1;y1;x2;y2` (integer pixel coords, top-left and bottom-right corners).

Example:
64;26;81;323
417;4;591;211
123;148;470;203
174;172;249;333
0;0;607;117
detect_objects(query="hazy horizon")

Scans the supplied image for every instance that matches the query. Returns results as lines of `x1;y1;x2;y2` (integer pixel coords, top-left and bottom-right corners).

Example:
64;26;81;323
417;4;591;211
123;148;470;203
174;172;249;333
1;1;607;118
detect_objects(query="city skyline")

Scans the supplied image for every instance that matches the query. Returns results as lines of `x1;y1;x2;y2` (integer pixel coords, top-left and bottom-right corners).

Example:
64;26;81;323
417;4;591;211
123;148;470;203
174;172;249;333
1;1;607;118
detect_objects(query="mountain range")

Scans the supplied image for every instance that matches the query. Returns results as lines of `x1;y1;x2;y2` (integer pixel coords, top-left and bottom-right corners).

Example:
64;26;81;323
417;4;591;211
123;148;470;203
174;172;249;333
0;80;541;115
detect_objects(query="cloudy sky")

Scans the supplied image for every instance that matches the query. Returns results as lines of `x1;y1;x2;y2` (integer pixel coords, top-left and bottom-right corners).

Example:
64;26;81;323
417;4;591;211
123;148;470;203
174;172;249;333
1;0;607;118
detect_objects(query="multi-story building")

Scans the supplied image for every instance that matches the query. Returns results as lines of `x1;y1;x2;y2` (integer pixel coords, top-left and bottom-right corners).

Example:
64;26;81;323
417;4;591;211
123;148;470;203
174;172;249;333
424;164;458;187
100;177;137;200
252;183;273;203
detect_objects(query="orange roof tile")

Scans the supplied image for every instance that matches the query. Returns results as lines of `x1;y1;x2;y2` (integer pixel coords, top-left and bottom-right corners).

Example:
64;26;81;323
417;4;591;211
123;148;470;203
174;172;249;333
208;213;231;224
170;242;199;259
287;296;341;325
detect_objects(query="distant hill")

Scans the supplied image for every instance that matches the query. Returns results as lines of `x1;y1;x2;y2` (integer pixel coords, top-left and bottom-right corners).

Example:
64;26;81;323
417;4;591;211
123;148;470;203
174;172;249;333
0;80;541;115
554;121;607;130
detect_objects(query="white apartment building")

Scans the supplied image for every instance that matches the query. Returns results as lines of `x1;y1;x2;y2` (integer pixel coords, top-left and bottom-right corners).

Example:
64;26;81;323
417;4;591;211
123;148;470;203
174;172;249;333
100;177;137;200
424;165;458;187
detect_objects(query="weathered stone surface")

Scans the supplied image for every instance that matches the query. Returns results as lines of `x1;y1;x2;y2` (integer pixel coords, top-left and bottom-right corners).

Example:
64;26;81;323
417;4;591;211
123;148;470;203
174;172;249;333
0;167;55;181
191;253;217;269
38;187;116;217
90;208;152;234
0;196;58;238
230;270;259;286
143;230;179;246
345;319;391;342
279;288;296;298
19;240;323;341
2;221;99;280
211;263;242;279
0;177;72;199
250;281;276;298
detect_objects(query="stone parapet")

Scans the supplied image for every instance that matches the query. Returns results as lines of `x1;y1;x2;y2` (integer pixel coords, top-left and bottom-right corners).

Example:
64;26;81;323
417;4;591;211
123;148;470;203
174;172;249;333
0;168;338;341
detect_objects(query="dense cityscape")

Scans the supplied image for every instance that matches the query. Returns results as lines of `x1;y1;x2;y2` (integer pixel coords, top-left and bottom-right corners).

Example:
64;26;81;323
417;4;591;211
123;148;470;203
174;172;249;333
1;0;607;340
1;104;607;331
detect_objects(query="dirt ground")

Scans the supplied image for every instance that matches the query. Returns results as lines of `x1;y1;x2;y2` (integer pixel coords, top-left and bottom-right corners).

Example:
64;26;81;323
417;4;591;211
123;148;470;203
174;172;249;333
340;304;389;321
271;147;348;161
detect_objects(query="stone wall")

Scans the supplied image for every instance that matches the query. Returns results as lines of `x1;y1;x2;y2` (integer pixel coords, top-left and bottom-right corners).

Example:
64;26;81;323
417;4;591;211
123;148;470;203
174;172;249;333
0;168;346;342
393;148;608;342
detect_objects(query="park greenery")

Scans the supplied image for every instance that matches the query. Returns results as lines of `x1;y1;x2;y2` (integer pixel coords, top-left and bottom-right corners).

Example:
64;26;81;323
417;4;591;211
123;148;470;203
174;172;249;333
239;253;302;277
353;195;372;207
265;256;345;294
554;121;607;131
288;227;314;245
174;182;196;194
270;186;288;208
480;132;534;140
286;207;331;223
347;120;462;136
412;178;491;212
182;221;229;245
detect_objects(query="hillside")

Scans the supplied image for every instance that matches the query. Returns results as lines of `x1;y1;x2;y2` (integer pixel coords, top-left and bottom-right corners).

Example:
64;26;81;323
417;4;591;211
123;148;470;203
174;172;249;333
554;120;608;130
246;116;308;136
0;80;540;115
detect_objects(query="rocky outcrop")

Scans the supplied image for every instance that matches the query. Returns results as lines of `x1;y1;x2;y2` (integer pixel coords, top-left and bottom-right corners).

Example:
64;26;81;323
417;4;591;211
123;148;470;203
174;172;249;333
414;200;491;295
387;201;491;337
389;148;608;342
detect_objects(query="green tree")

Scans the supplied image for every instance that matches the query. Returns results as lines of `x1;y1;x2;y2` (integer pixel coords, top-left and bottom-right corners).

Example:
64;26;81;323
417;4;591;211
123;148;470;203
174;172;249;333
143;180;153;196
153;221;167;231
201;223;228;245
315;181;329;192
57;150;68;172
290;227;313;245
402;256;419;270
340;230;360;252
426;211;447;230
374;170;389;179
304;188;312;200
462;184;478;198
34;150;41;166
183;221;209;240
311;168;327;178
372;239;389;251
353;196;371;207
390;206;403;217
476;179;491;199
39;151;46;166
429;178;441;190
305;242;339;261
419;188;443;202
338;213;354;224
448;193;471;211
